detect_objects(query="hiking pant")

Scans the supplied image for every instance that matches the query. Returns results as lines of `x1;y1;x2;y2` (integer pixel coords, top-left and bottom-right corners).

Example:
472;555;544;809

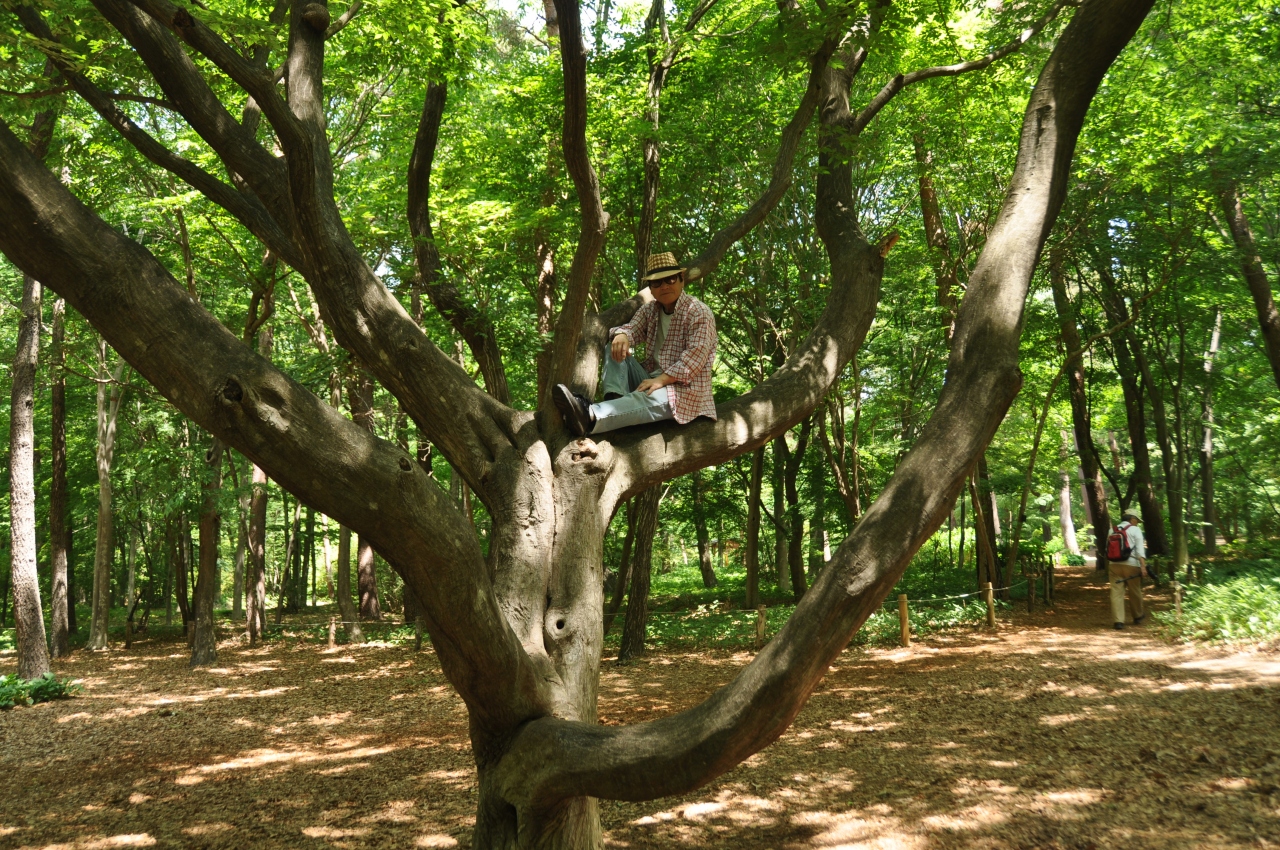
590;352;675;435
1107;561;1145;624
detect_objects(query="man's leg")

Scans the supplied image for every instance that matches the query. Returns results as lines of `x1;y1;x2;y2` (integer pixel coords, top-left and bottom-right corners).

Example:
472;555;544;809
590;386;675;434
601;352;649;399
1107;562;1130;626
1127;574;1145;622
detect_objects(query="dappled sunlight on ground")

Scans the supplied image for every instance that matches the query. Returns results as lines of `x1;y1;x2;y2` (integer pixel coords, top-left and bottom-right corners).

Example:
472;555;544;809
2;565;1277;848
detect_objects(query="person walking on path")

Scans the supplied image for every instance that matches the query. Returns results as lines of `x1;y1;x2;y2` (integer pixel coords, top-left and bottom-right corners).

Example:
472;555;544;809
554;251;717;437
1109;511;1148;630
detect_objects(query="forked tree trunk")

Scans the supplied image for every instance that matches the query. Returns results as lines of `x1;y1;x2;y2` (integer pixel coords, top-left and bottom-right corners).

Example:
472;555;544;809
0;1;1152;844
50;297;71;657
9;273;51;678
191;439;223;667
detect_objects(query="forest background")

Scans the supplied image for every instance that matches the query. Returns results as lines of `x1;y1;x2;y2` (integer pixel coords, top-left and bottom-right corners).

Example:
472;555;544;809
1;0;1278;663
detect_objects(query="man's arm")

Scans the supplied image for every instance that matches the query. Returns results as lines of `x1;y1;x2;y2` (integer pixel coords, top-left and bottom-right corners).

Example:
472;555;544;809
609;303;654;362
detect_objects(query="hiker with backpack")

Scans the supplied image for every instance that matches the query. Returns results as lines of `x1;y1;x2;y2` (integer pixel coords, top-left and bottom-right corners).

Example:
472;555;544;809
1106;511;1148;630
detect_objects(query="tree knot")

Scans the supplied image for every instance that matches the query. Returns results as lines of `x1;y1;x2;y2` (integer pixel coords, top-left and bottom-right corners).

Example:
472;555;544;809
172;8;194;29
220;378;244;404
302;3;331;32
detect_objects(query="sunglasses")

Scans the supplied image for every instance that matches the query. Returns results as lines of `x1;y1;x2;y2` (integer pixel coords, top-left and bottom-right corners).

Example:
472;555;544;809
650;275;682;289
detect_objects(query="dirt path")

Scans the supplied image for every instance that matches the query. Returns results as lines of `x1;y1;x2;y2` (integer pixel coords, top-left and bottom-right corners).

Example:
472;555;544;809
3;565;1278;849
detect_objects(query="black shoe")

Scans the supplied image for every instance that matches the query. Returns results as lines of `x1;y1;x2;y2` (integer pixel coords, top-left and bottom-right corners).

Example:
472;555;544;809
1133;614;1146;625
1113;622;1125;630
553;384;594;437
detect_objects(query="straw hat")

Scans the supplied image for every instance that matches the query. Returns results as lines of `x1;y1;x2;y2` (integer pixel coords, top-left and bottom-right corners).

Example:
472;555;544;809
642;251;686;282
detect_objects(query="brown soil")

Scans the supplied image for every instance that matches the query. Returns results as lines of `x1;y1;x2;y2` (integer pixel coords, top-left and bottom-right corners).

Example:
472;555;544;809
2;564;1279;849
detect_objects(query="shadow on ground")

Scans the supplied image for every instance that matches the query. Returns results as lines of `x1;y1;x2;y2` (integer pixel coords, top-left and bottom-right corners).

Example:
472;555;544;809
2;566;1277;849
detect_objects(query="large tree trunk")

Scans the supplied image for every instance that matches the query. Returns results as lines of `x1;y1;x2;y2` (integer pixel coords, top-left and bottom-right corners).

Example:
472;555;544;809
617;485;660;662
191;439;223;667
1216;176;1280;391
690;471;716;589
1049;254;1110;564
9;273;51;678
50;297;71;657
88;339;126;651
1200;308;1222;553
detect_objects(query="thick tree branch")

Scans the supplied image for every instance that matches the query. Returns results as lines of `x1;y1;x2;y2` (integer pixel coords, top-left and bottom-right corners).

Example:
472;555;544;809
849;0;1076;136
14;5;301;268
408;78;512;404
541;0;610;402
0;117;553;737
492;0;1153;807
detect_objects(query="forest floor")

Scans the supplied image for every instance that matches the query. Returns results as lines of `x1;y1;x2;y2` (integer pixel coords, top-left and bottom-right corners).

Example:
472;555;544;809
2;564;1279;850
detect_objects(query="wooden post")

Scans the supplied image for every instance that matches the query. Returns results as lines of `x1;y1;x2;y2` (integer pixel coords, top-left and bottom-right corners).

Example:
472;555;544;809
1172;581;1182;618
328;616;337;649
985;582;996;629
754;605;767;649
898;594;910;647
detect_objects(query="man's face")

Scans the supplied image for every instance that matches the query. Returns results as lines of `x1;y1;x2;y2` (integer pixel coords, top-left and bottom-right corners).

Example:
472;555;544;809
649;272;685;312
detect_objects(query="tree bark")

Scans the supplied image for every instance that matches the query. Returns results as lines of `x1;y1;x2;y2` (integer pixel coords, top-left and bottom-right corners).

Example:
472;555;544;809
1216;176;1280;391
617;485;660;662
9;273;51;678
1058;432;1080;555
771;437;790;595
50;297;71;657
191;439;222;667
1200;308;1222;553
913;134;960;339
247;463;268;644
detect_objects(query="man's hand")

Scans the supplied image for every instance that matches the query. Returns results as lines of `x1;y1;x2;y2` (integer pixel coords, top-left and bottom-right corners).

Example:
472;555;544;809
610;333;630;362
636;373;675;395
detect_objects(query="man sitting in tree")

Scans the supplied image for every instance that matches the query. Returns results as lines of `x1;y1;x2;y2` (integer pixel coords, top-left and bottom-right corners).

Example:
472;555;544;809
553;251;717;437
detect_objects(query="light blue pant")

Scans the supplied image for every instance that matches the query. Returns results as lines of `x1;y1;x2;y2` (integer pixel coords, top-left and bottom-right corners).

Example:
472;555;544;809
590;352;675;434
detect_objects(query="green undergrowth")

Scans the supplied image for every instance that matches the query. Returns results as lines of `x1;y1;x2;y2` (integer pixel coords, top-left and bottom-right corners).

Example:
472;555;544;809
1156;552;1280;644
0;672;82;710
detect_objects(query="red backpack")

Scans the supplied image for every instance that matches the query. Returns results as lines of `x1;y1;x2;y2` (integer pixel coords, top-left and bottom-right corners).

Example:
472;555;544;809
1106;523;1133;561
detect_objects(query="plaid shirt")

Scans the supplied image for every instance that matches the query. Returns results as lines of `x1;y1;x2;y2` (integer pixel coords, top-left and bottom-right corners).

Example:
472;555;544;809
611;293;717;424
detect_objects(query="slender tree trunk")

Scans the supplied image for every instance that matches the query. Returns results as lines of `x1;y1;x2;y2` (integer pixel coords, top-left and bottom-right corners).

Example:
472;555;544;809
9;273;51;678
191;439;222;667
1058;432;1080;555
89;340;126;651
602;499;636;633
347;371;382;620
808;448;826;580
247;465;268;644
1216;176;1280;391
913;134;959;340
1200;308;1222;553
336;525;363;642
975;455;1002;591
618;485;660;662
772;437;791;594
744;447;765;609
782;418;812;601
232;488;248;618
690;471;716;589
49;297;70;657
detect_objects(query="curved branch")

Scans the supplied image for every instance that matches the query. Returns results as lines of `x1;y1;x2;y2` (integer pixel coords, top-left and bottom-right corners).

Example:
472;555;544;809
684;36;837;282
491;0;1154;807
408;78;512;404
0;118;552;738
541;0;610;400
850;0;1076;136
14;6;300;268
